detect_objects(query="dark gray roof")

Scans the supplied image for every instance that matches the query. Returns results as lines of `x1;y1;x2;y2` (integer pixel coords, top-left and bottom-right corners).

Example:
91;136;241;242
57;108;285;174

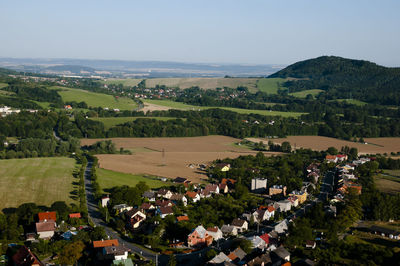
272;246;290;260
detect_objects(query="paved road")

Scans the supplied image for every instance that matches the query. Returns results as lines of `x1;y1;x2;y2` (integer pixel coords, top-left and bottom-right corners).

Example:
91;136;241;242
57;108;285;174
84;161;160;263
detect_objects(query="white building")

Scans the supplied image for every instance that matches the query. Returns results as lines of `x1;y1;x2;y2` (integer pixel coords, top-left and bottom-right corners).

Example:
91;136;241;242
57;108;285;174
251;178;267;193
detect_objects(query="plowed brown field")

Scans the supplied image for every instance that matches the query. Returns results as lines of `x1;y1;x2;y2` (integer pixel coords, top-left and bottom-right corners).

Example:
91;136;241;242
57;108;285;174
247;136;400;155
81;136;281;183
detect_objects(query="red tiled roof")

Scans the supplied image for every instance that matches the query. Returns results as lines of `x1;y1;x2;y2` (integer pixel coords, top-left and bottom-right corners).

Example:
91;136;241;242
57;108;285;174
260;233;270;244
267;206;275;212
38;211;56;222
69;213;81;218
12;246;43;266
160;206;174;215
221;178;236;185
177;216;189;222
228;252;238;260
207;226;219;232
185;191;198;199
93;239;119;248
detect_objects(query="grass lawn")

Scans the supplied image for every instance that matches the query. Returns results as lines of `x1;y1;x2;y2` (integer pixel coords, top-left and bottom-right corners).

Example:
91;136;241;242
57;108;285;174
0;157;77;211
143;99;306;118
89;116;180;129
374;173;400;194
289;89;324;98
0;83;8;89
32;100;52;109
50;86;138;110
102;79;142;87
96;168;170;190
256;78;287;94
335;99;367;106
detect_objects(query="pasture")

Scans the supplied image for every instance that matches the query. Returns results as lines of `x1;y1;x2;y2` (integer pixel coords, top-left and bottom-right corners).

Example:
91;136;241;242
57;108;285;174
51;86;138;110
89;116;180;129
97;168;170;190
375;174;400;194
247;136;400;155
142;99;306;118
0;157;77;211
256;78;287;94
289;89;324;98
82;136;281;183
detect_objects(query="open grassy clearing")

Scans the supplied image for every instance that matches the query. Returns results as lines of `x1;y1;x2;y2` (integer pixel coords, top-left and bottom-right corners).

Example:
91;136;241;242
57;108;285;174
102;78;142;87
375;172;400;194
97;168;169;190
32;100;52;109
0;83;8;89
383;170;400;177
335;99;367;106
143;99;306;118
289;89;324;98
50;86;137;110
89;116;180;129
82;136;281;183
0;157;77;211
256;78;287;94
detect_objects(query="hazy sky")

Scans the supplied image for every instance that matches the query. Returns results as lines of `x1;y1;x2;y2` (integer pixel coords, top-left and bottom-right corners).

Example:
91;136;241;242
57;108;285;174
1;0;399;66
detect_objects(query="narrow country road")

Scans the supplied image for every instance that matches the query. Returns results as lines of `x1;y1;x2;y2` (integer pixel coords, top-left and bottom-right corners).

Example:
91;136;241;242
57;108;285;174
84;161;161;264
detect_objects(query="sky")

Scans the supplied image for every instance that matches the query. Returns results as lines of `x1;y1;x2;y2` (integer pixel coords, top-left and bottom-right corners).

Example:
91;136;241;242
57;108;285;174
1;0;400;66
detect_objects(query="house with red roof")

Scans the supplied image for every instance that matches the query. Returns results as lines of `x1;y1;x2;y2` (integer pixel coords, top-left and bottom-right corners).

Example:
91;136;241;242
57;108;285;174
38;211;56;222
185;191;200;203
187;225;213;247
69;213;81;219
36;221;56;239
12;246;43;266
177;215;189;222
206;226;223;241
93;239;119;248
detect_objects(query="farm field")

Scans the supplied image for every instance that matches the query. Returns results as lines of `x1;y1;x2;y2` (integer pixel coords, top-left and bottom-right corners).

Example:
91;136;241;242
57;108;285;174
247;136;400;155
51;86;138;110
256;78;287;94
102;78;142;87
374;174;400;194
97;168;170;190
82;136;281;183
89;116;180;129
289;89;324;98
0;157;77;211
142;99;306;117
145;77;258;91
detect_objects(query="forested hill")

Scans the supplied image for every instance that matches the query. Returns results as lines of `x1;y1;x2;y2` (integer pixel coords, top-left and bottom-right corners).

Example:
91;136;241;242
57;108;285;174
268;56;400;105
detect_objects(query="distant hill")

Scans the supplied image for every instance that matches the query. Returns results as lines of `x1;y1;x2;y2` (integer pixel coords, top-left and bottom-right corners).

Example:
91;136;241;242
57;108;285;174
268;56;400;105
45;65;97;73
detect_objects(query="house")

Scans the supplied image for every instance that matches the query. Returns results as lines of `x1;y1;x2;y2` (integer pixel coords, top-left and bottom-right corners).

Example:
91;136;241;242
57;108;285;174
159;206;174;218
25;232;36;242
228;247;246;262
305;240;316;249
288;191;307;204
269;185;287;196
251;178;268;193
370;226;400;240
326;155;338;163
204;184;220;195
307;172;320;183
260;233;270;246
155;200;173;207
113;204;133;214
125;209;146;229
306;163;320;173
35;221;56;239
253;206;275;222
64;105;72;110
187;225;213;247
103;245;131;261
231;218;248;232
274;220;289;234
12;246;43;266
246;253;272;266
221;178;237;189
93;239;119;248
221;225;238;236
177;215;189;222
38;211;56;222
275;200;292;212
272;246;290;262
219;183;229;194
336;154;348;162
248;236;266;249
69;213;81;219
338;181;362;195
206;226;223;241
185;191;200;203
287;196;299;207
170;194;188;206
208;252;232;264
101;195;110;207
142;191;156;202
140;202;155;212
158;189;173;199
216;163;231;172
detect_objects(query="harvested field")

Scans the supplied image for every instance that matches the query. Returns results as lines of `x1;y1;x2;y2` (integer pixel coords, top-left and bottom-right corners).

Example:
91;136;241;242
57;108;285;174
247;136;400;155
141;102;174;113
145;78;258;91
82;136;281;183
375;175;400;194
